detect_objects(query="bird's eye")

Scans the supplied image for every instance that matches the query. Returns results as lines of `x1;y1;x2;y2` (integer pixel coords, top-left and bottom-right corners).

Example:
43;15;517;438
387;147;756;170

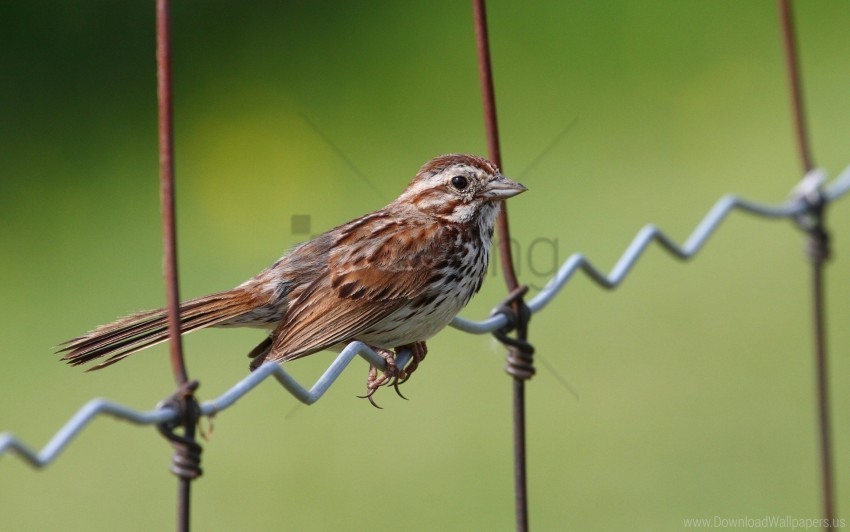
451;175;469;191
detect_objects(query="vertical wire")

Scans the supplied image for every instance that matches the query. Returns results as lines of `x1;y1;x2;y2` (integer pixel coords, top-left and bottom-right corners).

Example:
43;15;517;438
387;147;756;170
157;0;188;387
777;1;835;527
811;260;835;529
512;377;528;531
778;0;814;173
156;1;195;531
473;0;519;292
472;2;529;531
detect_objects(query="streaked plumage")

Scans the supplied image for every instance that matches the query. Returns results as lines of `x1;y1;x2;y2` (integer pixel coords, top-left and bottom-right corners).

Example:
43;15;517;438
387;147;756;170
59;154;526;392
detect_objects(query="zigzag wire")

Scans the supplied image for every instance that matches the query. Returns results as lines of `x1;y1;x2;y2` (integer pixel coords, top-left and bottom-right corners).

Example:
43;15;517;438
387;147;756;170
2;166;849;468
0;343;407;468
450;166;850;334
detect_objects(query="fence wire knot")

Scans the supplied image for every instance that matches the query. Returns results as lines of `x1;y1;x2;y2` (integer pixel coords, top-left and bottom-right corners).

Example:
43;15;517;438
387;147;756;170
491;285;536;381
791;169;831;263
156;380;203;481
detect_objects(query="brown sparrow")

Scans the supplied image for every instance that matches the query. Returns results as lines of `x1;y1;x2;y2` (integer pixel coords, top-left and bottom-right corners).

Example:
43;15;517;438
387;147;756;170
59;154;527;402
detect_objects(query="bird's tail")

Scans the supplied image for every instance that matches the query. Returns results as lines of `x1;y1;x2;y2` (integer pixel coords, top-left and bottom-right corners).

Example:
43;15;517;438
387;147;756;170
59;288;259;370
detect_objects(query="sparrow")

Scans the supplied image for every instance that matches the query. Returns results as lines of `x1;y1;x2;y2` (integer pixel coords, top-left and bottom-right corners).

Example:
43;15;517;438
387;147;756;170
59;154;527;403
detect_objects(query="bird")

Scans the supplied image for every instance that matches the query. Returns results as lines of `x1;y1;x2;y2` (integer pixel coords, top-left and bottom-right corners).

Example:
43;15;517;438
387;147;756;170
59;154;527;404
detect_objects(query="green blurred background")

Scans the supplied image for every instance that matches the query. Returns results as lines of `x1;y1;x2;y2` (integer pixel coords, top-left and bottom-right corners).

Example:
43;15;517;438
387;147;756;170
2;1;849;530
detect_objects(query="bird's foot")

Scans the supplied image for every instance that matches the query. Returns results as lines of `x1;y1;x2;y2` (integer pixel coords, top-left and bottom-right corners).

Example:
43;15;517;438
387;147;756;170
358;347;407;408
356;342;428;407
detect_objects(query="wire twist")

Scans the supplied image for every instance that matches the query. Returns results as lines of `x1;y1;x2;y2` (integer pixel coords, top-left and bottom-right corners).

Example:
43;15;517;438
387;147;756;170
156;380;203;481
792;170;831;263
491;286;536;381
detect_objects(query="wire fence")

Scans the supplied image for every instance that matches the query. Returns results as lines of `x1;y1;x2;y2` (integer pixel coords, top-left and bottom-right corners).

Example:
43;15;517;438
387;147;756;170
1;1;846;530
2;164;848;455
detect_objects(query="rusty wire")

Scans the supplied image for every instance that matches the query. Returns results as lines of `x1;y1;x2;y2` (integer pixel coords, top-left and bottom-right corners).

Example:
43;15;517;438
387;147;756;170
157;0;186;387
778;0;814;174
472;1;533;530
778;1;835;528
156;1;201;530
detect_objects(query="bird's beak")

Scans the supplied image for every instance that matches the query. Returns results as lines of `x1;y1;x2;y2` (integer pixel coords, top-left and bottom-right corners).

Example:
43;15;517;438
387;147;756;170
483;175;528;200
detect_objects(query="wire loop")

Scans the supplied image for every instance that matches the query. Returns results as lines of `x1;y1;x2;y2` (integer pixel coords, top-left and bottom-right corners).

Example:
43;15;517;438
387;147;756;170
792;170;831;263
156;380;203;481
491;285;536;381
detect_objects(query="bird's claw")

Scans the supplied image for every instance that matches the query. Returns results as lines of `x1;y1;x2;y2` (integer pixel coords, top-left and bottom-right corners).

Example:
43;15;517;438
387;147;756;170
357;342;428;407
397;341;427;385
358;348;409;408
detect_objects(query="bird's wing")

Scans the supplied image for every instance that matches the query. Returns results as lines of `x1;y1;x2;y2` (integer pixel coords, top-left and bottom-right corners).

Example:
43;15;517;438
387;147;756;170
263;213;453;363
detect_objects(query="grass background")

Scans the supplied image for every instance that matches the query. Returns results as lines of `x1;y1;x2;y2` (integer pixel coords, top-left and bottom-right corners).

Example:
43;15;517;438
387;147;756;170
1;1;849;530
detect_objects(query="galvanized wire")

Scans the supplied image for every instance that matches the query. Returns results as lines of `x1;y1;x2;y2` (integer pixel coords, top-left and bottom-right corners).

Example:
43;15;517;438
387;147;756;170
2;167;848;468
451;165;850;334
0;343;410;468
